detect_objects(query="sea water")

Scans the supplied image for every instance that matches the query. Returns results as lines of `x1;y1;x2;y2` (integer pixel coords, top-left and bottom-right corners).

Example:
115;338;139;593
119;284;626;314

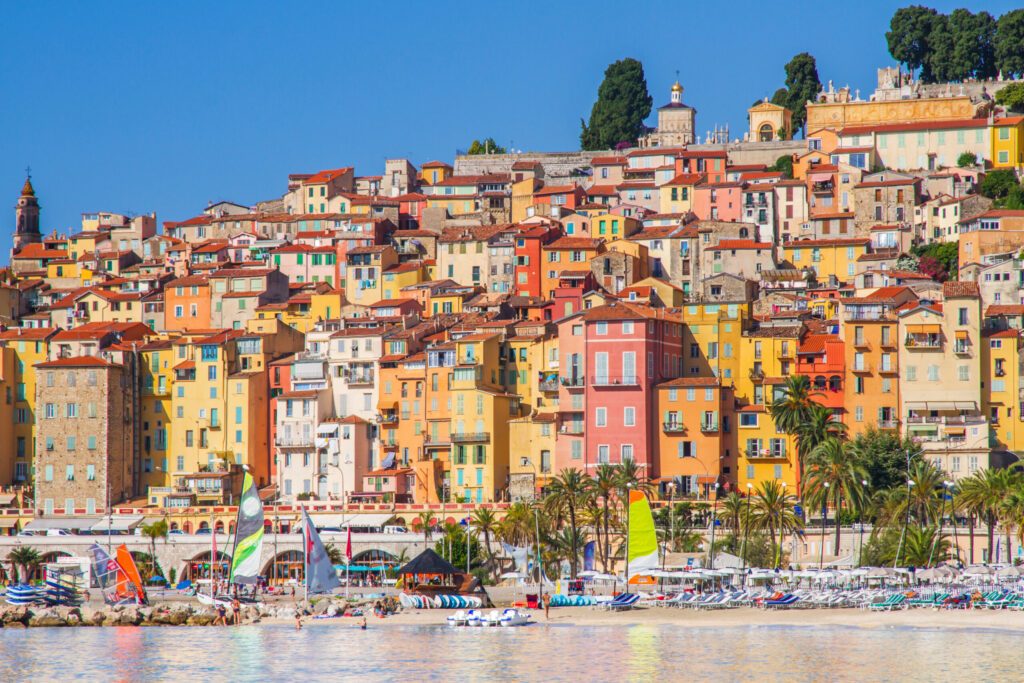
0;623;1020;682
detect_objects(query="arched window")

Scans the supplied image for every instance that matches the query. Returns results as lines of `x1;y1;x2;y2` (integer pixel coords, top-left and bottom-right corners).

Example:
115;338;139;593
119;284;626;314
739;227;749;239
758;123;774;142
829;375;842;392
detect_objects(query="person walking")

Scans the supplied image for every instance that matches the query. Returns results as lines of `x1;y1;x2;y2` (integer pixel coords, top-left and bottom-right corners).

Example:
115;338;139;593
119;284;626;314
542;592;551;620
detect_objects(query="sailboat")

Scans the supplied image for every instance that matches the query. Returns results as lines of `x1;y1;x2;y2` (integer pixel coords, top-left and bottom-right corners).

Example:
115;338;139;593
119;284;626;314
625;490;658;590
199;470;266;607
89;543;147;605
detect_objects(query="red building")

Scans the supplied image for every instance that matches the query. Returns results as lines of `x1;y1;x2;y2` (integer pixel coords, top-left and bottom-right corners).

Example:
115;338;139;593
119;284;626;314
796;333;846;420
533;184;587;212
513;225;561;297
675;150;728;184
555;302;684;474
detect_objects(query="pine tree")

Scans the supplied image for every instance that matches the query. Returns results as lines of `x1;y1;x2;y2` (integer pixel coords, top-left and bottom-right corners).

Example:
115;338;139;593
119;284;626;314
580;58;653;151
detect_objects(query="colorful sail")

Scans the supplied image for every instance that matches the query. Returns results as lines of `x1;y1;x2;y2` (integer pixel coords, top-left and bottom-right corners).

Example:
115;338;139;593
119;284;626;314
229;472;265;584
115;544;147;604
627;490;658;582
303;508;340;595
89;543;122;590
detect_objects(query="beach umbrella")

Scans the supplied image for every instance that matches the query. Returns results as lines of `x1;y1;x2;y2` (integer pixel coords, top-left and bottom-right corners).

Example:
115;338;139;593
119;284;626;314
996;566;1022;578
579;570;600;578
963;565;994;578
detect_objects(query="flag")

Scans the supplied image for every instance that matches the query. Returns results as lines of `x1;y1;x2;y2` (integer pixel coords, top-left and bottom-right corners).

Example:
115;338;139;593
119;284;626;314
303;508;340;595
229;472;265;585
627;490;659;582
211;527;218;575
583;541;596;572
345;525;352;563
502;543;528;574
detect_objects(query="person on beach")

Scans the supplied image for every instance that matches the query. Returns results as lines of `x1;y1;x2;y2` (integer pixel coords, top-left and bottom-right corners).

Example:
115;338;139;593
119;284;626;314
360;617;367;630
231;598;241;625
542;592;550;620
295;613;302;630
214;604;227;626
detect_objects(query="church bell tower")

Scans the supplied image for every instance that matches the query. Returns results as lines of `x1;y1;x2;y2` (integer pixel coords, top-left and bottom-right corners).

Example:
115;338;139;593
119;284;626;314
13;169;41;253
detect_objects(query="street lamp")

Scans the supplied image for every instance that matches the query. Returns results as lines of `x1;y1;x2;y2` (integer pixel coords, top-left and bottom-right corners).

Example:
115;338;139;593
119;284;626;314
859;479;868;567
819;482;830;571
667;481;677;553
741;482;752;573
945;480;960;566
894;479;915;568
708;483;720;570
624;482;635;587
776;482;787;569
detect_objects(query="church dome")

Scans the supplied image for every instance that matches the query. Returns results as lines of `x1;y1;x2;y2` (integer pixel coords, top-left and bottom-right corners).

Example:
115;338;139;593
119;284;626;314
20;176;35;197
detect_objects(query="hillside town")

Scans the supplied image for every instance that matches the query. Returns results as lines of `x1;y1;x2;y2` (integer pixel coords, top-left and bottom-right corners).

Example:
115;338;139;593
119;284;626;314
1;65;1024;542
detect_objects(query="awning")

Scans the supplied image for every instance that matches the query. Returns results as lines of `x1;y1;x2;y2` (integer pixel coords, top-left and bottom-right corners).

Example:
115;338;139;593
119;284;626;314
89;515;144;533
906;324;941;334
0;494;16;506
24;517;102;532
954;401;977;411
955;330;969;340
905;402;928;411
0;518;21;529
305;513;395;530
945;427;966;435
380;453;396;469
317;423;339;436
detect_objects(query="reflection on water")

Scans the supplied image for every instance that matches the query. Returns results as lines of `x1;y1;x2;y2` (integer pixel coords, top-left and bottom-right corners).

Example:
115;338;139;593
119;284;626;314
0;623;1021;682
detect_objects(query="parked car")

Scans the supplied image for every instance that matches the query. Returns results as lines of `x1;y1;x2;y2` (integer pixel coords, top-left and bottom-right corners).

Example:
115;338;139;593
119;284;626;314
45;529;72;536
195;528;212;535
383;526;408;534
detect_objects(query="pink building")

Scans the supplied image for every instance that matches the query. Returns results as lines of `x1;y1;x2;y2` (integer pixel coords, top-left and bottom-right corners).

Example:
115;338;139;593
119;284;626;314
555;302;684;476
270;244;338;285
693;182;743;222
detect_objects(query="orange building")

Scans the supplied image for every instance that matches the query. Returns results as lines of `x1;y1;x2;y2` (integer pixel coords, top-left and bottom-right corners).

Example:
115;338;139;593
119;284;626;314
655;378;736;497
164;275;211;331
539;237;604;299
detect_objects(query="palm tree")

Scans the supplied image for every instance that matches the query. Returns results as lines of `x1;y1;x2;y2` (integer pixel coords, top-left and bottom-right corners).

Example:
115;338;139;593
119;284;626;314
324;543;346;565
7;546;41;584
550;527;588;571
955;468;1008;559
749;481;803;567
879;526;951;567
614;458;652;500
997;470;1024;561
415;511;435;548
140;518;169;579
470;508;499;578
592;464;618;572
497;502;535;547
770;375;822;500
803;438;868;554
544;469;593;579
720;492;747;534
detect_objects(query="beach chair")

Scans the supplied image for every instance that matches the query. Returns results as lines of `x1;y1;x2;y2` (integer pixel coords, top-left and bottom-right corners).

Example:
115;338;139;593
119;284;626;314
608;593;640;611
869;594;907;611
764;593;799;609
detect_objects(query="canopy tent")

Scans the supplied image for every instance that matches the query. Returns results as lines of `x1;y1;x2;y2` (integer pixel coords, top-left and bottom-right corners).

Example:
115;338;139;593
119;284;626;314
397;548;460;576
89;515;145;533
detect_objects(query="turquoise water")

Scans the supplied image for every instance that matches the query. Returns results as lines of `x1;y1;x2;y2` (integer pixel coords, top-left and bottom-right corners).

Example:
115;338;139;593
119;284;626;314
0;623;1021;682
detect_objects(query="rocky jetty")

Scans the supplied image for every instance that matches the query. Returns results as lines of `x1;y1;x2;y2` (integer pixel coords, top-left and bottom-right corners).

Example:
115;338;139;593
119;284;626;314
0;596;378;628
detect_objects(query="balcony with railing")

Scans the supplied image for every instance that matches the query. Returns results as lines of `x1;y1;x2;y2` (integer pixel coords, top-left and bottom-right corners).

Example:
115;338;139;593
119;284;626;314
905;334;942;349
590;375;639;388
344;370;375;385
811;180;834;194
275;434;315;448
662;421;685;433
539;377;560;392
745;449;788;461
561;376;585;389
905;414;986;426
877;419;899;429
423;434;451;449
851;363;873;374
749;368;765;381
559;423;584;436
700;420;719;432
377;411;398;425
451;432;490;443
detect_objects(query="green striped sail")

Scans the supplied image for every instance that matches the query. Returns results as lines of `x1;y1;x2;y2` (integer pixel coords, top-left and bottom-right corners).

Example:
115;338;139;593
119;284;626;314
229;472;264;584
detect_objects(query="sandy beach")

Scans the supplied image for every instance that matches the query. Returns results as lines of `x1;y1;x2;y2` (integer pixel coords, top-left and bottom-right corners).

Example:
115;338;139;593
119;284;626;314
279;604;1024;632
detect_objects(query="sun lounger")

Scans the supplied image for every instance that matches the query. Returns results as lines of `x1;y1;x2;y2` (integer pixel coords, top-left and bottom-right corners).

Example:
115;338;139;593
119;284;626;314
764;593;799;609
868;594;907;611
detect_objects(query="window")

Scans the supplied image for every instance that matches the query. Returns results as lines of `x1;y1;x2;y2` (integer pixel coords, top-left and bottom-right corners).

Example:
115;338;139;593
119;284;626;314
595;407;607;427
597;445;610;464
927;365;940;381
87;464;96;480
958;365;969;381
740;413;758;427
622;321;634;335
595;322;607;335
624;407;635;426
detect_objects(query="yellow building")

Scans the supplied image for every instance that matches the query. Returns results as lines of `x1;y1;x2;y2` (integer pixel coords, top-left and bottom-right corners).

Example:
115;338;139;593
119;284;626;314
982;329;1024;452
748;100;793;141
680;301;751;389
167;331;275;487
449;333;512;503
805;94;978;133
139;339;174;492
344;246;398;307
991;116;1024;169
0;328;56;486
592;212;642;241
736;329;801;408
735;404;798;491
74;290;145;325
783;238;870;283
658;173;702;215
508;412;556;495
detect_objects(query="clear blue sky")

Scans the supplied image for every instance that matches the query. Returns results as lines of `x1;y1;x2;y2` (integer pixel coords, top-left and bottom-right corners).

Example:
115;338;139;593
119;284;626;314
1;1;1018;251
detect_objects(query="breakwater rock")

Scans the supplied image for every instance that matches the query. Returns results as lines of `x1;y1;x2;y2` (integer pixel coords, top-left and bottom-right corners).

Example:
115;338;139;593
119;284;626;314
0;596;379;628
